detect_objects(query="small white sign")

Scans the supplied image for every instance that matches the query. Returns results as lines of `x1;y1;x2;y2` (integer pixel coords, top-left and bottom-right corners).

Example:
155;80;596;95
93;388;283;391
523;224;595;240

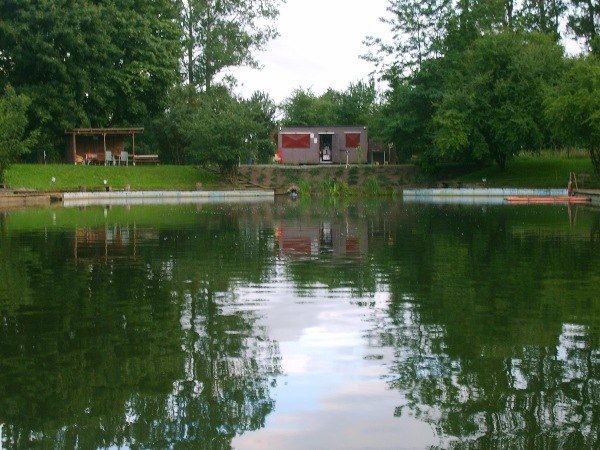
313;138;317;144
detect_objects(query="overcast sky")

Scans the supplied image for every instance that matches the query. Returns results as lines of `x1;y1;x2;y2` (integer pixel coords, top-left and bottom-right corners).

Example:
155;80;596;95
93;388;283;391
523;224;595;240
228;1;584;104
229;0;392;103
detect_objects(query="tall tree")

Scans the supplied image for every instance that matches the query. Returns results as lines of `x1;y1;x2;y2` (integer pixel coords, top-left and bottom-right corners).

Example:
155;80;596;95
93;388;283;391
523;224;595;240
0;0;181;159
281;83;380;130
179;0;283;92
567;0;600;54
185;87;258;174
243;91;277;163
364;0;453;77
334;80;379;127
518;0;565;36
280;88;338;127
148;86;198;164
434;32;564;170
0;85;37;182
545;55;600;177
107;0;182;124
150;86;276;168
380;57;448;163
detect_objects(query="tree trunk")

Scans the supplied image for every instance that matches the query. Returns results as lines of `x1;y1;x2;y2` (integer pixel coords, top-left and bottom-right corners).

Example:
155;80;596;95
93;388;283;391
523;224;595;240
539;0;547;32
505;0;514;30
187;24;194;87
590;147;600;178
586;0;597;42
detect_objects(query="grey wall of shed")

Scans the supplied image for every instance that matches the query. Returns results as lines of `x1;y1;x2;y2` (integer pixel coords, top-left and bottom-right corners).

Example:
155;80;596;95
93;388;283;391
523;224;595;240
278;127;368;164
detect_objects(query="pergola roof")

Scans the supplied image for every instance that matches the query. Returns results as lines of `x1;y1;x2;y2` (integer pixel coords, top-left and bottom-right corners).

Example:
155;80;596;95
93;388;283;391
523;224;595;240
66;127;144;135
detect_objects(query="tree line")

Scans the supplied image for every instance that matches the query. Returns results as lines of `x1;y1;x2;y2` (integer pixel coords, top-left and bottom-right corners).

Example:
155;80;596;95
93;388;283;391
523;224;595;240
1;0;600;179
0;0;284;178
365;0;600;174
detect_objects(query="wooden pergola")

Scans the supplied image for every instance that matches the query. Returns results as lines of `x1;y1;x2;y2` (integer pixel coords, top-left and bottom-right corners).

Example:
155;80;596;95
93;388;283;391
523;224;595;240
66;127;144;164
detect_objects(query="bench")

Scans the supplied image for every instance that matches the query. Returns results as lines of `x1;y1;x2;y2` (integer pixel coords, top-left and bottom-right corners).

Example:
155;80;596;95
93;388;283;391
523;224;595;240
132;154;160;165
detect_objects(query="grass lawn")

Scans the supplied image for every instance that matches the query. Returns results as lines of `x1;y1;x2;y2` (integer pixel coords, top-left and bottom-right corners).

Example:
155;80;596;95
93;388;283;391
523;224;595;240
455;153;599;189
5;164;224;191
4;154;599;193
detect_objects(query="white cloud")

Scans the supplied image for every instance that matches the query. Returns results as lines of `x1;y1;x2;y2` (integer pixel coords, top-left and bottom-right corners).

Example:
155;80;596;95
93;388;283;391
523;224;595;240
229;0;392;103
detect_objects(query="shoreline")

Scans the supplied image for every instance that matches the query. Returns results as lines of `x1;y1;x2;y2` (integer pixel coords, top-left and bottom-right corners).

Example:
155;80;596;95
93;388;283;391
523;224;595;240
2;187;599;210
403;187;600;205
0;189;274;210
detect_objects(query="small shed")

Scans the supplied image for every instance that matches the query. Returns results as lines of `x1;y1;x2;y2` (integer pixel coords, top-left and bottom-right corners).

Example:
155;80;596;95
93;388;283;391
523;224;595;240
277;126;368;165
65;128;143;164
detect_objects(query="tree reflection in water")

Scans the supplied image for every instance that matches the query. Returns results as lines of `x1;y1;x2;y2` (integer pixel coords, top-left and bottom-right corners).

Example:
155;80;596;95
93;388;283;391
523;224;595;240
1;201;600;448
0;204;281;449
370;204;600;449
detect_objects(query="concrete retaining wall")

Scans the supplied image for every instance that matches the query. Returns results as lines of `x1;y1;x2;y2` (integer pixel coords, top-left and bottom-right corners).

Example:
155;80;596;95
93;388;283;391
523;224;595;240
403;188;567;197
62;190;274;207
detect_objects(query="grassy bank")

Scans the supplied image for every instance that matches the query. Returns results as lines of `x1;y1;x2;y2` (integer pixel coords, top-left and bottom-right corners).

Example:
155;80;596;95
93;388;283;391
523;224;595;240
4;154;599;194
5;164;223;191
453;153;599;189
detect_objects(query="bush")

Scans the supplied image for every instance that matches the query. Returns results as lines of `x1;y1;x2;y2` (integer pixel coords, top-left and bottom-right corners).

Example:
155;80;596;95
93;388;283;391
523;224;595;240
320;177;351;197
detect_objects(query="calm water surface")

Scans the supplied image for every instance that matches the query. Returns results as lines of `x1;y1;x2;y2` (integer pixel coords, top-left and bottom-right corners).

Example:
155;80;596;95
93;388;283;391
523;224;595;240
1;198;600;449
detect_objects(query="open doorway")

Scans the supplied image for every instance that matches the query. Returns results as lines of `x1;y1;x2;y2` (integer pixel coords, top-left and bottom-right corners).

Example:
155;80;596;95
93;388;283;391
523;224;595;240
319;133;333;164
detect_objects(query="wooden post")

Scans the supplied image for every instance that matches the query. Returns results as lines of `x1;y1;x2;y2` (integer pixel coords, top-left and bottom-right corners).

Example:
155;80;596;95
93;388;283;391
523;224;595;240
72;132;77;164
103;133;107;165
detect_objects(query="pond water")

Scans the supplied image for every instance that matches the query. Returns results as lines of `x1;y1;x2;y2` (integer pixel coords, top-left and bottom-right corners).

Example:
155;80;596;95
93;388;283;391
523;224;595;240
1;198;600;449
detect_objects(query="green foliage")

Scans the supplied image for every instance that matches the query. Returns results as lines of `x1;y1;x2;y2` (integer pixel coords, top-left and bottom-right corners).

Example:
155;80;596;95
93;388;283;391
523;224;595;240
0;86;37;182
320;178;351;197
363;176;381;195
367;0;590;172
244;91;278;163
414;150;442;175
347;166;359;185
281;88;338;126
456;152;598;188
294;179;312;196
335;80;380;128
180;0;282;91
363;0;452;76
545;55;600;177
0;0;181;158
148;86;197;164
434;32;564;170
567;0;600;54
280;82;382;140
517;0;565;36
150;87;277;171
379;57;449;163
185;88;253;175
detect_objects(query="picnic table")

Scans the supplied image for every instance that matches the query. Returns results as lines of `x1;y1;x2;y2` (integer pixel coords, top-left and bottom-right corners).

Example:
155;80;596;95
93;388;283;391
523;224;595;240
132;154;160;165
83;152;159;165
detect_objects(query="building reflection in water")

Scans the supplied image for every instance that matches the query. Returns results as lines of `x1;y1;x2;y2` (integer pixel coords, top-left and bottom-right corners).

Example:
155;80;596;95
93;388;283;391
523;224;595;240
73;224;159;263
274;218;367;259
